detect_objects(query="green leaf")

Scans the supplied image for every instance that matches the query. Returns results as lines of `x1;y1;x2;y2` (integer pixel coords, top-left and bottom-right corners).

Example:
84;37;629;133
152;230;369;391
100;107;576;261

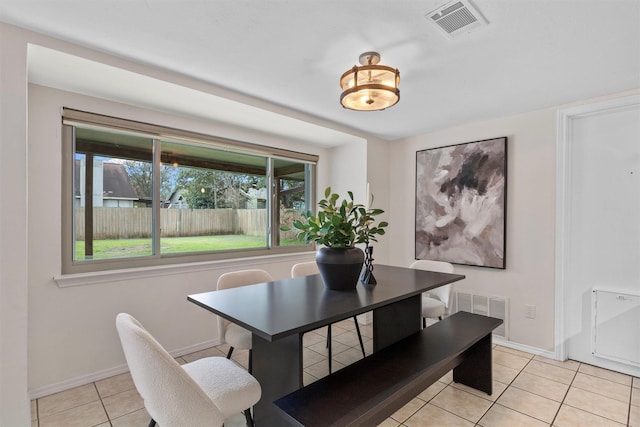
286;186;387;249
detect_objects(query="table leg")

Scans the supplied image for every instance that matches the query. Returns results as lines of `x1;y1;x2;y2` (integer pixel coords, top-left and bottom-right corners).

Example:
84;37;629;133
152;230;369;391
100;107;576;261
252;333;302;426
373;294;422;352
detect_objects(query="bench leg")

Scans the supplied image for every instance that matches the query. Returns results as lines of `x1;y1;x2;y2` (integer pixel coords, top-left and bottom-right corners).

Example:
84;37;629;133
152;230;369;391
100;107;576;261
453;333;493;395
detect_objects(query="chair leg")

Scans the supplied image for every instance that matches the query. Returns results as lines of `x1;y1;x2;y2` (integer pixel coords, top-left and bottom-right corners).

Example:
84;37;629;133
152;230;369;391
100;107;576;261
325;326;330;348
227;347;252;374
423;317;426;329
352;316;366;358
327;324;332;374
148;419;156;427
243;408;255;427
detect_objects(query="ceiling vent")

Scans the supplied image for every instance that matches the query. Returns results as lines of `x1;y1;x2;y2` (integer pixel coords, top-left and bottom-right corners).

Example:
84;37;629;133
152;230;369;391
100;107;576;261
426;0;488;39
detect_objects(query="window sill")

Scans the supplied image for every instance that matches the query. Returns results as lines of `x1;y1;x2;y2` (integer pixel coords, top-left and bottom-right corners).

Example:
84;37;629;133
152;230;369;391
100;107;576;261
54;251;315;288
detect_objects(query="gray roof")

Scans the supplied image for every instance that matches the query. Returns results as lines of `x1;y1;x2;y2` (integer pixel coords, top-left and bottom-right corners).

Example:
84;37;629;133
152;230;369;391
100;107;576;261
74;160;138;199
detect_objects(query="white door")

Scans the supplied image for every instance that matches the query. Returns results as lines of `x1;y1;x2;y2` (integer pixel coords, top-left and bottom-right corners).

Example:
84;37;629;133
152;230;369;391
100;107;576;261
558;95;640;377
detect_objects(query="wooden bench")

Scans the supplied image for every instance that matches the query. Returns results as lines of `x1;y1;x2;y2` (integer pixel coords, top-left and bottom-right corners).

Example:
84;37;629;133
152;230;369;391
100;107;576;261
274;311;503;427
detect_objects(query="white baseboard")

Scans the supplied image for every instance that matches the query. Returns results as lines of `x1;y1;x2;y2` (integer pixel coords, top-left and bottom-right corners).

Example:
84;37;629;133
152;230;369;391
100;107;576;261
493;337;556;360
29;335;557;400
29;364;130;400
28;338;221;400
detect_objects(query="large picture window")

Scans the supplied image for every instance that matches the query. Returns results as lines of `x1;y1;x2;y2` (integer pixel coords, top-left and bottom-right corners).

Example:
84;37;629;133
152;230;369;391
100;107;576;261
62;109;316;273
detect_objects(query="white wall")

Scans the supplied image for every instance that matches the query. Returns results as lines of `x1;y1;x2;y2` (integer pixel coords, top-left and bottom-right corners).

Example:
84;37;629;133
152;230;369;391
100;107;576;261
0;23;30;426
327;142;366;200
324;139;392;263
389;108;559;351
366;137;391;264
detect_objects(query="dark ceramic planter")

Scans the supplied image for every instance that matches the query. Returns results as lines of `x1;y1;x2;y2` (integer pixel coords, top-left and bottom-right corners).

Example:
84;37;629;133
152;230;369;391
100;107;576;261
315;247;365;291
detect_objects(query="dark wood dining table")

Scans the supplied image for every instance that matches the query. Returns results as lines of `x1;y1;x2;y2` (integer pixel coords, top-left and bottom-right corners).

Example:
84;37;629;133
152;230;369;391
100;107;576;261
187;264;465;426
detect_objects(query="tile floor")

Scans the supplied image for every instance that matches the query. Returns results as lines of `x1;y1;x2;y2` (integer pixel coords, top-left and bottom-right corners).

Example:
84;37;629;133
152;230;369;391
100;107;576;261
31;318;640;426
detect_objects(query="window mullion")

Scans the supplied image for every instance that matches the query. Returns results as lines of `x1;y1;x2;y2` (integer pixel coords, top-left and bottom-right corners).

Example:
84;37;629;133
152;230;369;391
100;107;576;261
152;139;161;257
268;157;275;248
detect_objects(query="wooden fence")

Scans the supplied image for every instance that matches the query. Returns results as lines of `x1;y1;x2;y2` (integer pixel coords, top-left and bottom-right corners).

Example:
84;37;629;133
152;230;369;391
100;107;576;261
75;207;271;239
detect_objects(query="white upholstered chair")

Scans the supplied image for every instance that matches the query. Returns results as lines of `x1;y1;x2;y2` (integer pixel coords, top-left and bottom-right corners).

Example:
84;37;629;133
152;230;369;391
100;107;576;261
291;261;366;373
409;260;455;328
115;313;261;427
216;269;274;373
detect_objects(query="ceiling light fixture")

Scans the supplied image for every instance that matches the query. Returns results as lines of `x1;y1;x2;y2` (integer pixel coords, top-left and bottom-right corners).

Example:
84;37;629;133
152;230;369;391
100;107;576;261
340;52;400;111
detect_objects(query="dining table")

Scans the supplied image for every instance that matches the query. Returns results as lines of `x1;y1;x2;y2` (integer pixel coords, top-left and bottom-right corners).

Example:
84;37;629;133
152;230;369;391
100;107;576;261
187;263;465;426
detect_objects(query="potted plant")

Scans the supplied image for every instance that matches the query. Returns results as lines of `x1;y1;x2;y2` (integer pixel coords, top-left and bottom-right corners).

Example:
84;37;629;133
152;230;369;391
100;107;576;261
282;187;388;290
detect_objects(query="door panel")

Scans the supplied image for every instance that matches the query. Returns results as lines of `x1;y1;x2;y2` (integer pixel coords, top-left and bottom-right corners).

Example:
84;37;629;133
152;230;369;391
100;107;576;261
563;99;640;376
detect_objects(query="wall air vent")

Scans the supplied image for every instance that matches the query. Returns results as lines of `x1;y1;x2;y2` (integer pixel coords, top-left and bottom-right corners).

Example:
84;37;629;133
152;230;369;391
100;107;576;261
453;291;508;339
426;0;488;39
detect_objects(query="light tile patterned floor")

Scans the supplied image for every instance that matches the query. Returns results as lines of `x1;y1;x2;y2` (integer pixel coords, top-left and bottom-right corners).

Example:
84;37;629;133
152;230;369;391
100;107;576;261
31;319;640;426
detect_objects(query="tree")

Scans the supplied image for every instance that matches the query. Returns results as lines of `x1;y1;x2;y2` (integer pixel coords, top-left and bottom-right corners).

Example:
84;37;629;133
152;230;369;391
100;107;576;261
174;166;266;209
278;178;306;210
123;160;178;201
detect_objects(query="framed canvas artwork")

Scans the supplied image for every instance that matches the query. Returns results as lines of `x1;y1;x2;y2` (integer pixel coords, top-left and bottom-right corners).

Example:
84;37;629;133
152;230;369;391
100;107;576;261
415;137;507;269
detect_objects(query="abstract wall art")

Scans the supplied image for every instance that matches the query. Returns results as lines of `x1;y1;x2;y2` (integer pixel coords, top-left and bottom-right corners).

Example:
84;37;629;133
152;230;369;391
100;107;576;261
415;137;507;269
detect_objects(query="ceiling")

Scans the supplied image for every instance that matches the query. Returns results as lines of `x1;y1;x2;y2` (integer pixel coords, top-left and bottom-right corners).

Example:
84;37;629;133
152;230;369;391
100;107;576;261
1;0;639;141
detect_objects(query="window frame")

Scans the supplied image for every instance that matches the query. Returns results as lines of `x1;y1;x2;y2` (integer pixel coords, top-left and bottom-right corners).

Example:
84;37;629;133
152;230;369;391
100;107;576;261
61;108;317;274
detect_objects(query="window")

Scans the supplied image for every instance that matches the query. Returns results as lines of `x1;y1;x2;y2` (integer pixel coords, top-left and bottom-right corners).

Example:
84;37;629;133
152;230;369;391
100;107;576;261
62;109;316;273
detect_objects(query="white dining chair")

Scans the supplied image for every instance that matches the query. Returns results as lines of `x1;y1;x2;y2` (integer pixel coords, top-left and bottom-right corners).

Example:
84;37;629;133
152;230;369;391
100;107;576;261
217;269;274;373
409;260;455;328
115;313;261;427
291;261;366;374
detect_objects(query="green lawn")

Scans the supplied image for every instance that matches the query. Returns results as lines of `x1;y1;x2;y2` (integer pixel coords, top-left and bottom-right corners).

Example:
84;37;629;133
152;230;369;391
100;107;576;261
75;234;300;260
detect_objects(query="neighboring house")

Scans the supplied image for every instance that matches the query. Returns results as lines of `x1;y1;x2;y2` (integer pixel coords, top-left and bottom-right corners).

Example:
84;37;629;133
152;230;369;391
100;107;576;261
74;159;139;208
240;185;267;209
164;189;188;209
